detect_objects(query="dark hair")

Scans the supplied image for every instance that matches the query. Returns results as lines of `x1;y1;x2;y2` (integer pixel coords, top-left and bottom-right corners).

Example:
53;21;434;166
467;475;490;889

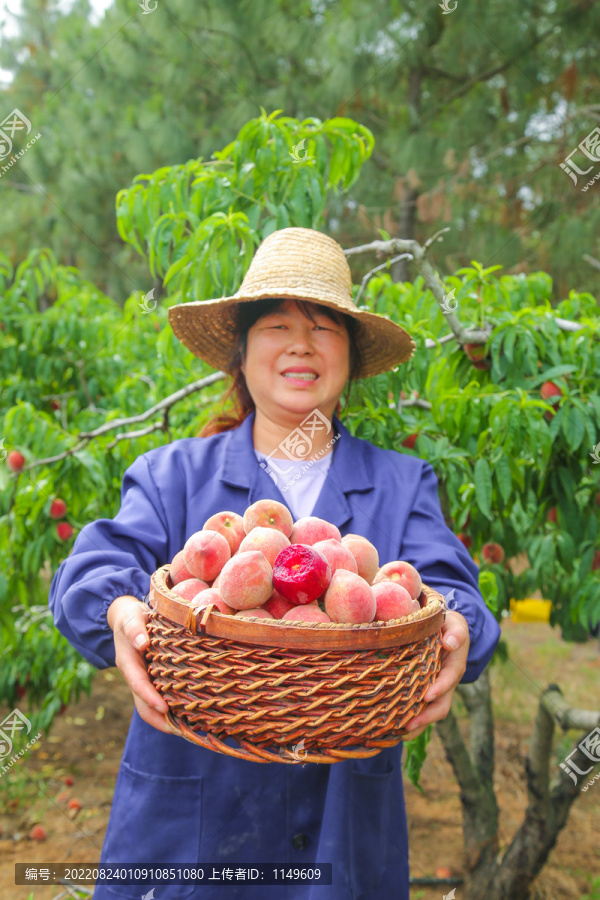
198;298;362;437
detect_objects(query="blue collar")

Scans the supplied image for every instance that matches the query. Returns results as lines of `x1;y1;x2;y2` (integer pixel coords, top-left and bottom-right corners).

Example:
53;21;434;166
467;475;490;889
219;410;374;530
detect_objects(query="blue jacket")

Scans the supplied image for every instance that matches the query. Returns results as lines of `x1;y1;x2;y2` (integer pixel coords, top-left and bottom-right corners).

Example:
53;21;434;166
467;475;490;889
49;410;500;900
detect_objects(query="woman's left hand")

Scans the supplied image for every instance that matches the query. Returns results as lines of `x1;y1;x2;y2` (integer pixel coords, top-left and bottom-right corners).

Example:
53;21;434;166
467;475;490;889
402;610;470;741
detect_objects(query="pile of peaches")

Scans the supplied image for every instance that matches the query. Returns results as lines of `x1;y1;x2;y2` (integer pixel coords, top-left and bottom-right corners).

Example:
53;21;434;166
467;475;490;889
167;499;424;626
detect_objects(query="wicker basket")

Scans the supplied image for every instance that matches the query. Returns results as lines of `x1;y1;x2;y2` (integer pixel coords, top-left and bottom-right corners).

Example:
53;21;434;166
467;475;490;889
145;565;445;764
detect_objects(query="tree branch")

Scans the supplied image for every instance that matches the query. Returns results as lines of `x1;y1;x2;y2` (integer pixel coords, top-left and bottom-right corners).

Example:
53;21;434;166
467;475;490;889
21;371;226;472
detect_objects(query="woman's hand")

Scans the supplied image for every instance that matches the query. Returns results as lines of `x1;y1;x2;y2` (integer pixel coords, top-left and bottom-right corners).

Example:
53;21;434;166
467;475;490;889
107;595;172;734
402;610;470;741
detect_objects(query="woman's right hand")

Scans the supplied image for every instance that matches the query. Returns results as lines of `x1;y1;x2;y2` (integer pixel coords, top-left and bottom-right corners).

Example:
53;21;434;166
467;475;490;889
106;595;173;734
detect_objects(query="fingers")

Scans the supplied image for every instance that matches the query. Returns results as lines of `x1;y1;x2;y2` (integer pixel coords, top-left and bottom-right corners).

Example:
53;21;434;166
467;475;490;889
132;692;174;734
111;597;171;726
404;693;453;738
403;611;471;737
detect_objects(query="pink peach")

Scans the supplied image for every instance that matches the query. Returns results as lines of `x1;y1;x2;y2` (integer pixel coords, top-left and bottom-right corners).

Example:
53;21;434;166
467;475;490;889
191;588;235;615
323;569;376;624
218;550;273;610
341;534;380;584
313;539;358;575
263;589;296;619
203;510;246;554
235;607;274;619
170;550;195;585
243;498;293;537
372;582;420;622
171;578;210;601
372;560;422;600
183;529;231;582
282;605;332;623
289;516;342;545
239;526;290;567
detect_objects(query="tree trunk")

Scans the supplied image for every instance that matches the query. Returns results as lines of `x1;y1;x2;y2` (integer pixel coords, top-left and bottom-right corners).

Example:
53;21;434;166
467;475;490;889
435;677;600;899
392;67;421;284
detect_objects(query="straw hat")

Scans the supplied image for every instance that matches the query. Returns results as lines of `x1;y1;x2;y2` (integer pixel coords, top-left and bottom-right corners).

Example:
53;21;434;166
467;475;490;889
167;227;416;379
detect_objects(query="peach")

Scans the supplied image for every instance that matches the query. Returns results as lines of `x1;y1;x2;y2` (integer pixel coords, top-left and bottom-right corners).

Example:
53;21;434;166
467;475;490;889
203;510;246;554
282;605;332;623
323;569;376;624
218;550;273;609
482;542;505;564
290;516;342;545
170;550;195;585
372;560;422;600
243;498;293;537
191;588;235;615
171;578;209;601
372;581;420;622
263;588;295;619
235;607;274;619
239;526;290;566
313;538;358;575
341;534;379;583
272;544;331;605
183;529;231;582
211;571;221;590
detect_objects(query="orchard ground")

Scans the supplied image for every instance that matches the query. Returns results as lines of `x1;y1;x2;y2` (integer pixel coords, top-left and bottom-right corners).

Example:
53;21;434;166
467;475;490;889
0;622;598;899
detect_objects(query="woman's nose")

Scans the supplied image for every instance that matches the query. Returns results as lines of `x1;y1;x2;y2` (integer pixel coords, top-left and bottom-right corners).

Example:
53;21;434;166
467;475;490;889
285;325;315;353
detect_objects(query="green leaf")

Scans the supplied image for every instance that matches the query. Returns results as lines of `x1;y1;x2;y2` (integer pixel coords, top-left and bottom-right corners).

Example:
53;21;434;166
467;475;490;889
494;453;512;504
474;458;493;519
403;724;432;793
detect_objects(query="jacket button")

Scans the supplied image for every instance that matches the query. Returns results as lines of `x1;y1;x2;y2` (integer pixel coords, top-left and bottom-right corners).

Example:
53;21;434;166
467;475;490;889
292;832;310;851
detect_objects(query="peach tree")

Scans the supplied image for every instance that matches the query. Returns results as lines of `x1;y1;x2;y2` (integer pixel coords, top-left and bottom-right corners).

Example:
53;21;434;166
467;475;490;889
1;112;599;895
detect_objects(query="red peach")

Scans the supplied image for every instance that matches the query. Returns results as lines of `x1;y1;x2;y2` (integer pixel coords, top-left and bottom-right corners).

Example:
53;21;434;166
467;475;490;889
183;529;231;582
323;570;376;624
282;605;332;623
56;522;74;541
171;578;210;601
372;582;420;622
481;542;505;565
239;526;290;566
170;550;195;585
435;865;452;878
289;516;342;545
203;510;246;555
540;380;563;402
219;550;273;610
50;498;67;519
29;824;47;840
263;588;295;619
464;342;487;361
235;607;274;619
313;538;358;575
457;532;473;550
6;450;25;472
191;588;235;615
591;549;600;571
64;776;74;786
243;499;293;537
67;798;82;810
547;507;557;523
401;434;418;450
372;560;422;600
272;544;331;605
341;535;380;583
211;571;221;590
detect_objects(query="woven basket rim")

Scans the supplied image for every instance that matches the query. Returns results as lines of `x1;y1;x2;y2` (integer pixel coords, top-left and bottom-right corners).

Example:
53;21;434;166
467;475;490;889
149;565;445;650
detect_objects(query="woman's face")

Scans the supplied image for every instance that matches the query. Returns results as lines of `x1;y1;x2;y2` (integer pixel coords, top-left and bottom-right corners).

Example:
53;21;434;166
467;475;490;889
240;299;350;422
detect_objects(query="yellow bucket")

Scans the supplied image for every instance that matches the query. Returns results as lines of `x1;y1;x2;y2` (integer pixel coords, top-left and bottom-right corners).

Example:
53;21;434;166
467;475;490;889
510;599;552;623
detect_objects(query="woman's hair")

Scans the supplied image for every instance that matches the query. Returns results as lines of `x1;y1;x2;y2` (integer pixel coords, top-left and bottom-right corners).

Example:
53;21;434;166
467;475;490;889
198;298;362;437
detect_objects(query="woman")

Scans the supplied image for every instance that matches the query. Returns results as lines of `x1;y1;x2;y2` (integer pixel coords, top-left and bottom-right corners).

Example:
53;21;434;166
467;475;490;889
49;227;500;899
